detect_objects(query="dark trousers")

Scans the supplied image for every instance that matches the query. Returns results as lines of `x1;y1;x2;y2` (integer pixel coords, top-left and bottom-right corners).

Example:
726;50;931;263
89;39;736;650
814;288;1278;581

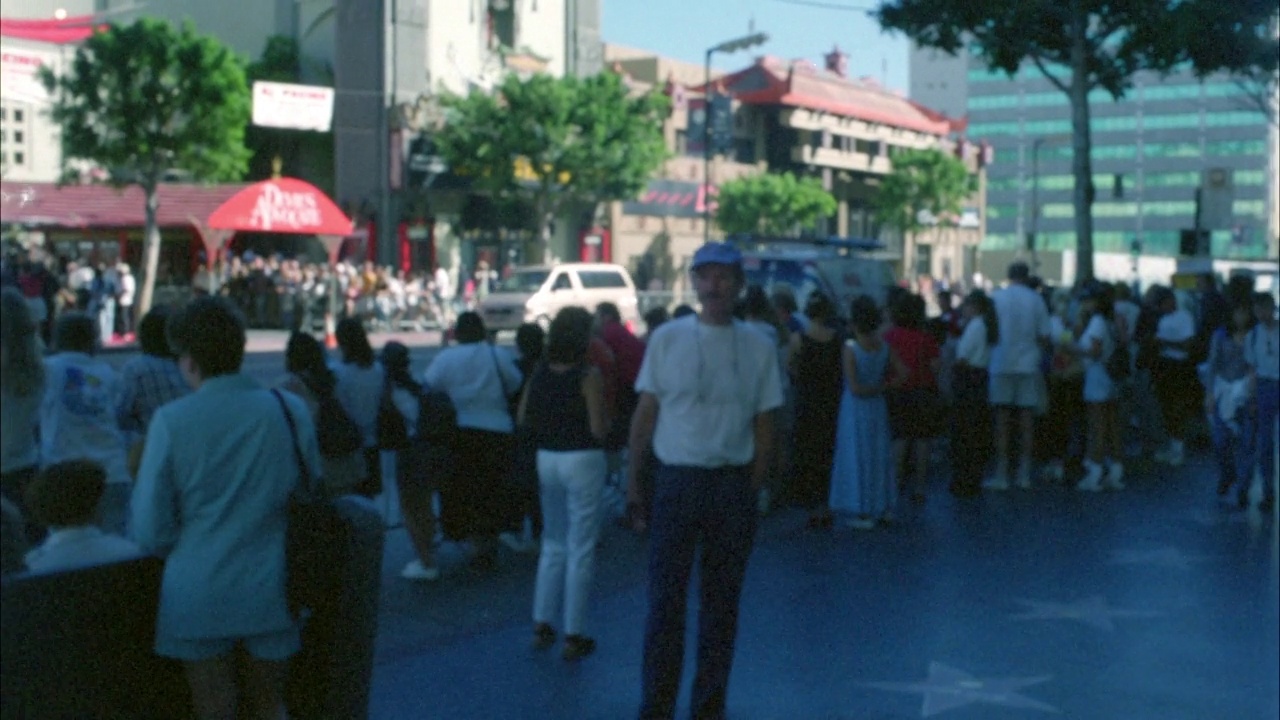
640;463;757;720
949;366;991;495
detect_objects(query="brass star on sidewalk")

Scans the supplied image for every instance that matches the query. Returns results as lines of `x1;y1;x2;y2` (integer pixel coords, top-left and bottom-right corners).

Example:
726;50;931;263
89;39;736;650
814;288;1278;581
862;661;1060;717
1011;595;1164;632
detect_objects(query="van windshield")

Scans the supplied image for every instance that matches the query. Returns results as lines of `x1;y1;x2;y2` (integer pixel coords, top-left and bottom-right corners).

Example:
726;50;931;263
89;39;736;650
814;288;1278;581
497;270;549;293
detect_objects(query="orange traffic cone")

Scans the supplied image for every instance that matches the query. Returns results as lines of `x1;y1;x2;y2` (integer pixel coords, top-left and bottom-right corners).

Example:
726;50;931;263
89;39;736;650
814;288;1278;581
323;313;338;349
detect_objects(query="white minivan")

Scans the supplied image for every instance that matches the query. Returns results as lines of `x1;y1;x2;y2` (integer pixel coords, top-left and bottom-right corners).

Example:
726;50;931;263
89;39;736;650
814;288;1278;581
478;263;641;333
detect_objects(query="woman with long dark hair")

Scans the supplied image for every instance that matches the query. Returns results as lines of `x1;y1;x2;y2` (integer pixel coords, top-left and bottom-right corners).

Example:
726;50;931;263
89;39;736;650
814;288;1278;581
519;307;609;660
786;292;843;527
949;290;998;497
883;293;943;504
380;341;441;581
278;332;363;496
333;317;386;496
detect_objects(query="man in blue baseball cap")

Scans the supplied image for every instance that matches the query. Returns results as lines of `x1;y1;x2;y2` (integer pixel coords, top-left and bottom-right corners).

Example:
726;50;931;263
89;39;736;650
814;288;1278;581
627;241;784;719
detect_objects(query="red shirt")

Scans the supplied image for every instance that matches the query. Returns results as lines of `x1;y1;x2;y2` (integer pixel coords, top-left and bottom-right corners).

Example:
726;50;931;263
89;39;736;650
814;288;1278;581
600;321;646;388
884;326;940;390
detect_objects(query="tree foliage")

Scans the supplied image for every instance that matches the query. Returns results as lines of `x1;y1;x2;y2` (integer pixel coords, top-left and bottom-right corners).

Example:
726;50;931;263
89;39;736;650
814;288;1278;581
874;148;975;240
40;18;251;315
434;72;670;260
875;0;1280;279
715;172;838;236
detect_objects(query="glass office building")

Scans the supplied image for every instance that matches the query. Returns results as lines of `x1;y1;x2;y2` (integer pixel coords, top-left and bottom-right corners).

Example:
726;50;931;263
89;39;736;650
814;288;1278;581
966;60;1277;260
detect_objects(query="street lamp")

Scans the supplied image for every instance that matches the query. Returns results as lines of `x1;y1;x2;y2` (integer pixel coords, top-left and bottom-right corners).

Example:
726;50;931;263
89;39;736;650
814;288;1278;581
703;32;769;243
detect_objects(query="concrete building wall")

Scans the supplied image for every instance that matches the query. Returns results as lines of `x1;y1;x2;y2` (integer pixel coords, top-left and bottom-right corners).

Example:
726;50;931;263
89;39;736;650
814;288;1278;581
0;40;65;183
517;0;566;78
908;43;967;119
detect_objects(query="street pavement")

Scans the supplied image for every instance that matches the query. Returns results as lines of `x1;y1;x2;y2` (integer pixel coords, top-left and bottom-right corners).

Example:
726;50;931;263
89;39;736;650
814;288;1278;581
368;452;1278;720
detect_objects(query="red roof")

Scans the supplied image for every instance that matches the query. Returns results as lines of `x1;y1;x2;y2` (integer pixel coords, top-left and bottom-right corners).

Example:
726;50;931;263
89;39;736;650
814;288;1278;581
0;15;104;44
707;56;955;136
0;181;250;230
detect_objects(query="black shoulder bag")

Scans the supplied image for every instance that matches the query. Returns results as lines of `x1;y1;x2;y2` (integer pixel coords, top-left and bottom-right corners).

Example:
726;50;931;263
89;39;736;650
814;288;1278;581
271;389;344;618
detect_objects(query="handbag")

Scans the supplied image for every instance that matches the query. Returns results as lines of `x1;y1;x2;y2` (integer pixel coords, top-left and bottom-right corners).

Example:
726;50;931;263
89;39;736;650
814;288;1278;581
271;389;345;618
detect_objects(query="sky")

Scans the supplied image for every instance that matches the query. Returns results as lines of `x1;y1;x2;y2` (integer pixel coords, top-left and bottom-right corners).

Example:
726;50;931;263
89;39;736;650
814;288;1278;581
601;0;910;92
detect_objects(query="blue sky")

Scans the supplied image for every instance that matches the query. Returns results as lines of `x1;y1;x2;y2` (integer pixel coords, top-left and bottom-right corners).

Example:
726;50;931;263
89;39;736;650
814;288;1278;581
601;0;910;92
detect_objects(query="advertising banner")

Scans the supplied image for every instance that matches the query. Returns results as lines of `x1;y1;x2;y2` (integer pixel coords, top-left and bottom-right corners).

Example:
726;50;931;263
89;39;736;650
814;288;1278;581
251;81;335;132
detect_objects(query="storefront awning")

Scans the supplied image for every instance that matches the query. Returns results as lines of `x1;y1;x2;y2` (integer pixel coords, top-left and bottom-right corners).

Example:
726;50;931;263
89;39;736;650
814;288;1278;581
0;181;248;230
207;177;352;236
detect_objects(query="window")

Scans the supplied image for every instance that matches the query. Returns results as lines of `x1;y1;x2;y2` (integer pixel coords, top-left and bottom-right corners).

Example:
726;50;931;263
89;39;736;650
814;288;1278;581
551;273;573;291
13;131;23;144
13;152;23;165
576;270;627;289
0;107;6;120
0;130;5;142
13;109;23;123
498;270;550;293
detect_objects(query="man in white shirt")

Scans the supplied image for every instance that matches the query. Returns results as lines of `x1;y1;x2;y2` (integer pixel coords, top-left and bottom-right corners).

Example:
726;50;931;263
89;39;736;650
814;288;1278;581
1152;287;1198;466
41;314;130;534
627;242;784;720
985;262;1051;490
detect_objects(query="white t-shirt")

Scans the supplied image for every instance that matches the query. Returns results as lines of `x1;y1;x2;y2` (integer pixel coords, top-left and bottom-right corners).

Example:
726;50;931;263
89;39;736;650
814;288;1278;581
332;361;386;446
990;284;1051;376
1078;315;1114;369
40;352;130;484
1156;309;1196;360
956;316;991;369
422;343;522;433
635;316;784;467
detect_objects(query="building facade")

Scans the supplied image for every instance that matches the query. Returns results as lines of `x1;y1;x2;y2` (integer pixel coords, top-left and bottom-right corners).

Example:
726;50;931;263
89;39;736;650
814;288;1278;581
946;54;1280;276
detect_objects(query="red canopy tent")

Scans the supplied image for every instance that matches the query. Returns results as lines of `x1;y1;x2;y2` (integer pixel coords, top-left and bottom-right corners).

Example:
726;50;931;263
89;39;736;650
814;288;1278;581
196;177;354;267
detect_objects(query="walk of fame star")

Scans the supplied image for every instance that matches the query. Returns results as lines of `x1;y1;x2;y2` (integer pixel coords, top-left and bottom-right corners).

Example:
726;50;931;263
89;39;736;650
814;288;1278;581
861;661;1060;717
1010;595;1163;631
1109;547;1207;569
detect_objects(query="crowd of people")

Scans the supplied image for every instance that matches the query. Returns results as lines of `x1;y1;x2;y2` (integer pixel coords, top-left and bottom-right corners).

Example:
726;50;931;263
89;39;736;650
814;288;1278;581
1;241;1276;719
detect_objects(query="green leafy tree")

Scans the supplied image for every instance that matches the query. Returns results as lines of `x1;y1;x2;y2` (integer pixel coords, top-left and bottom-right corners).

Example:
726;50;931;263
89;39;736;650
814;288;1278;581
434;72;670;261
875;0;1280;279
715;172;838;236
874;148;976;273
41;18;251;315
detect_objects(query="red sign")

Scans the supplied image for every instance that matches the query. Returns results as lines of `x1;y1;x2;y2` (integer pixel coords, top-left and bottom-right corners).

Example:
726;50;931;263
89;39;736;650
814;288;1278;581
207;177;352;236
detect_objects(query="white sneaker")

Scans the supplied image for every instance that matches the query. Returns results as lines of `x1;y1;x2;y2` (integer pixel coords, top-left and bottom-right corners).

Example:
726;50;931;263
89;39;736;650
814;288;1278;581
401;559;440;581
983;476;1011;491
1104;462;1126;490
1076;461;1104;492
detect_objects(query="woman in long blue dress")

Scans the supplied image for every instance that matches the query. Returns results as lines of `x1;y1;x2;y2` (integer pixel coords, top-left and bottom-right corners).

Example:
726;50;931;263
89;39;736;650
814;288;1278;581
830;296;906;529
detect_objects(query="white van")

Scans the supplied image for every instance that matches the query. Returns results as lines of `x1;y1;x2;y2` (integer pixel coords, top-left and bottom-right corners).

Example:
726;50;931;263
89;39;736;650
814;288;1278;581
478;263;641;333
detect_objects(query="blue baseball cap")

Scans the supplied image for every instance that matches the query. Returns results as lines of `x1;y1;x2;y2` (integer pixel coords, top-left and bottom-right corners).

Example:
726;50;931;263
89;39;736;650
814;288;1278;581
691;242;743;271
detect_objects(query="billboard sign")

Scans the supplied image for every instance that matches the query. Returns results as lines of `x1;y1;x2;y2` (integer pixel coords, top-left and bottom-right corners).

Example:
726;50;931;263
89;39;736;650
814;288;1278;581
252;81;335;132
0;48;56;102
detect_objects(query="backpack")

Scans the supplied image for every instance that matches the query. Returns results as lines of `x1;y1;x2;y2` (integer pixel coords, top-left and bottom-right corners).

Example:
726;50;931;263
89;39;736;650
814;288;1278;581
416;388;458;446
1105;322;1132;381
311;388;363;458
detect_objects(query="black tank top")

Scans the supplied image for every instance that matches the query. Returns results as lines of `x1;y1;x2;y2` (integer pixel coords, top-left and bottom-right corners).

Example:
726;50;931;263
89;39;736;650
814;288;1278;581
526;363;601;451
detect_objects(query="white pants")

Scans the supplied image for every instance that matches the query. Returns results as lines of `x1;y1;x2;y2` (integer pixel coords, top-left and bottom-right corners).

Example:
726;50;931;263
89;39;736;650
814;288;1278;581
533;448;607;636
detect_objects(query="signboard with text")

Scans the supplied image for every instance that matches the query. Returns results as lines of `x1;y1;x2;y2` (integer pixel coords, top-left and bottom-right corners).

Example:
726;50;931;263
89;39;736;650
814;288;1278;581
251;81;334;132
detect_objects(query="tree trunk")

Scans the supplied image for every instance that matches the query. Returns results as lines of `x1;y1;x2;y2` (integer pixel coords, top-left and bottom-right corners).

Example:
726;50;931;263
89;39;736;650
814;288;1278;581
1069;0;1096;282
135;184;162;317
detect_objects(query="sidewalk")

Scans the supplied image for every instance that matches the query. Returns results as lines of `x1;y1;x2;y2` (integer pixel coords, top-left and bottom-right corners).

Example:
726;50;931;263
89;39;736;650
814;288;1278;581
366;452;1278;719
100;328;447;355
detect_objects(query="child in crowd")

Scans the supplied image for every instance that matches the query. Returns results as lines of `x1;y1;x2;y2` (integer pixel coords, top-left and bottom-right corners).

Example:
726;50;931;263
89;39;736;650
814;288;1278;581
829;295;905;529
22;459;141;575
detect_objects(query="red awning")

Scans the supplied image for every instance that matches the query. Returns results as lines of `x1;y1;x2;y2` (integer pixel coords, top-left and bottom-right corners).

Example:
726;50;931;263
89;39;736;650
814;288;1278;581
0;181;248;230
0;15;104;44
207;177;352;236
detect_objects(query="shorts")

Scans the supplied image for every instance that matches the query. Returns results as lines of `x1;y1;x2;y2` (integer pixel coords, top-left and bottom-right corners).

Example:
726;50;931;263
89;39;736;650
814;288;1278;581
989;373;1044;409
156;625;300;663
